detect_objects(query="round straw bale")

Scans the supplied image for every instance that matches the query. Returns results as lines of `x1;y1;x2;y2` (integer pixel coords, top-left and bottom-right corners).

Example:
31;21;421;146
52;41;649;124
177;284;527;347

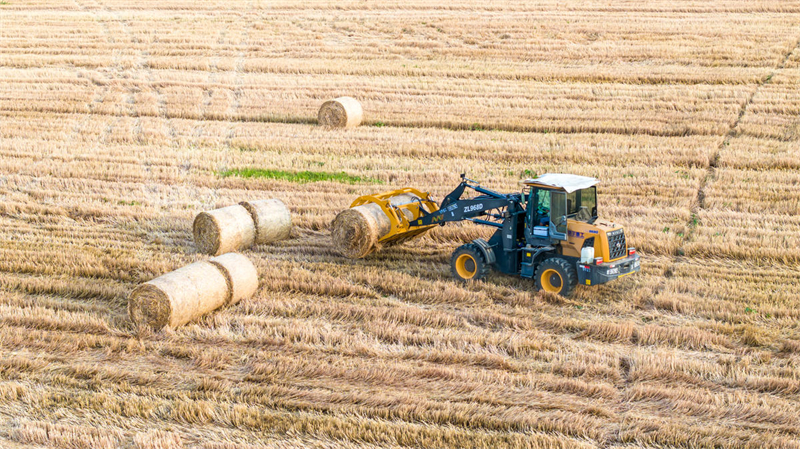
193;205;255;256
240;199;292;244
318;97;363;128
208;252;259;305
331;193;423;259
330;205;385;259
128;260;229;330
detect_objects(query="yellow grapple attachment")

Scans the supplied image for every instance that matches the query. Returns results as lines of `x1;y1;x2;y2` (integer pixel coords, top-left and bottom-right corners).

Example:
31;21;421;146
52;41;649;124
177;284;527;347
350;187;439;246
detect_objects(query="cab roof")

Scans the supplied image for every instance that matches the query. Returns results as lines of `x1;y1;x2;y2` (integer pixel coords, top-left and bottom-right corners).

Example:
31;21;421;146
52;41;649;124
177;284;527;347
522;173;599;193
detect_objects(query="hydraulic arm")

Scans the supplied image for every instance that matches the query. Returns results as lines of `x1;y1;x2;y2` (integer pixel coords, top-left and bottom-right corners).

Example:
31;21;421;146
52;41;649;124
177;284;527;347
413;176;521;229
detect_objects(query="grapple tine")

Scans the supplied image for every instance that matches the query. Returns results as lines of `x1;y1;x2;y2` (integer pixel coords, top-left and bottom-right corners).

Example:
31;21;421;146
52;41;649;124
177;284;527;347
349;188;439;245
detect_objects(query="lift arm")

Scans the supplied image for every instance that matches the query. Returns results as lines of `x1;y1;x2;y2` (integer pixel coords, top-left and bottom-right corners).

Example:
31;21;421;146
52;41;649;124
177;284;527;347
411;177;519;228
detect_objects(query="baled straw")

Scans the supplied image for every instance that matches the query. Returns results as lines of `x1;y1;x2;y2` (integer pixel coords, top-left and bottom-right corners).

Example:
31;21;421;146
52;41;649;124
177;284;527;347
240;199;292;244
128;260;229;330
128;253;259;330
193;205;255;256
318;97;363;128
208;252;259;305
331;204;387;259
331;193;421;259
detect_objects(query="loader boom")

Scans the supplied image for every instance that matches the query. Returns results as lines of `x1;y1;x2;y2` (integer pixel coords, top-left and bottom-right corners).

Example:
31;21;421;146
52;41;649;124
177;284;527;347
412;177;522;229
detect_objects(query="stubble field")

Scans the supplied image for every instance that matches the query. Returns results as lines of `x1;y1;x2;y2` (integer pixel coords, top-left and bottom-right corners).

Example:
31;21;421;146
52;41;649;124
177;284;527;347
1;1;800;448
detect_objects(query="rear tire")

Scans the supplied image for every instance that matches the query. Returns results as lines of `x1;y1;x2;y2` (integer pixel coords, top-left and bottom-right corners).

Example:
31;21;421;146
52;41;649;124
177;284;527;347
535;257;577;297
450;244;490;282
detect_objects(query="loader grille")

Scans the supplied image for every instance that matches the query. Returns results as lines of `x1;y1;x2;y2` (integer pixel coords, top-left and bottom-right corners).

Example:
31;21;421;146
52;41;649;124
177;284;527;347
607;229;627;260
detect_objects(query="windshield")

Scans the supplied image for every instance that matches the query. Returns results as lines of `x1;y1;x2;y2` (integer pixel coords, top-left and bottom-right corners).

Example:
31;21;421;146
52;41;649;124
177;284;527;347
537;188;550;210
567;187;597;222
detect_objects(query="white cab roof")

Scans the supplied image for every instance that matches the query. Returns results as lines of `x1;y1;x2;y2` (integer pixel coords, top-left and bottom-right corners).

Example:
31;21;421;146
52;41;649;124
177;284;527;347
522;173;599;193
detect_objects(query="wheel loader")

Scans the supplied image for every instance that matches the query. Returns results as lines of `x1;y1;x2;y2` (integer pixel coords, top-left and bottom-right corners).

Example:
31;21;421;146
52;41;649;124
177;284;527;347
345;173;640;296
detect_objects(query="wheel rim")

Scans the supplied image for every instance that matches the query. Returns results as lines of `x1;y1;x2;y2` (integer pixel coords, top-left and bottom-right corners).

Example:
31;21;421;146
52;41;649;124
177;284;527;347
455;254;477;279
541;268;563;293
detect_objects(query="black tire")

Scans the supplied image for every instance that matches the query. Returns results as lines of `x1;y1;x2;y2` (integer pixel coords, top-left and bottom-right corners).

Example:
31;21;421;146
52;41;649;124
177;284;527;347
450;244;490;282
534;257;578;297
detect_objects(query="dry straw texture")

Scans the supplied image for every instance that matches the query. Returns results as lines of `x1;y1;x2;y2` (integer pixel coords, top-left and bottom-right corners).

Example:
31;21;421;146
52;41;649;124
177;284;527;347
240;199;292;244
128;253;257;330
318;97;363;128
193;205;256;255
128;260;230;330
331;193;421;258
3;0;800;447
208;252;259;305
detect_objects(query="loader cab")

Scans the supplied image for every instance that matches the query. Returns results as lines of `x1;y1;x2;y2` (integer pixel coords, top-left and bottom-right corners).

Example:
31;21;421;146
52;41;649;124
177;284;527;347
522;174;599;243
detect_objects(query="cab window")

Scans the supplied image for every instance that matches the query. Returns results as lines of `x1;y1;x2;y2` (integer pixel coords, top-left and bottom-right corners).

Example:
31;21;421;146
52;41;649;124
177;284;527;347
566;187;597;222
537;189;550;210
528;188;552;227
550;191;567;235
580;187;597;216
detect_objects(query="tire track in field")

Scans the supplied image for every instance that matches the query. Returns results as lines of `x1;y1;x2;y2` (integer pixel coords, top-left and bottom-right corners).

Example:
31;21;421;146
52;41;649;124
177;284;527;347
86;0;187;279
598;30;800;449
74;0;138;146
86;0;169;145
643;24;800;335
70;0;115;146
224;0;256;148
195;28;227;139
685;30;800;246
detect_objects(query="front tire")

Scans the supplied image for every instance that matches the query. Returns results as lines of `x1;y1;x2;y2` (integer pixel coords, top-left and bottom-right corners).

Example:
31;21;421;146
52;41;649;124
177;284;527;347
535;257;577;297
450;244;490;282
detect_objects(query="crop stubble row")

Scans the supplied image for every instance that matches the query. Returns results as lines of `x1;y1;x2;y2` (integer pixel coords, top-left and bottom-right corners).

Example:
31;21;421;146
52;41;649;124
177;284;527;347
1;0;800;447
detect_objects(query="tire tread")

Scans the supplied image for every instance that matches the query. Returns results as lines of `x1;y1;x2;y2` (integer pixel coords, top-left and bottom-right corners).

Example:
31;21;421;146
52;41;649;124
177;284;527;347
534;257;578;297
450;243;490;281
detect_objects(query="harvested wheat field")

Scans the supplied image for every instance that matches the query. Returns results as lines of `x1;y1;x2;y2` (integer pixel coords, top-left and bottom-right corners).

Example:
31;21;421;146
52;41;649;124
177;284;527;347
2;0;800;448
